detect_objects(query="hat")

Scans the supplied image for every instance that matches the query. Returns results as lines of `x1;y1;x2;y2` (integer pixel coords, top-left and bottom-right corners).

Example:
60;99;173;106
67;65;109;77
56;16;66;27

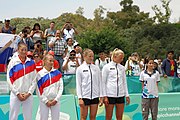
70;50;76;54
48;50;55;56
74;42;79;48
27;51;33;56
5;19;10;22
34;40;42;45
154;59;158;64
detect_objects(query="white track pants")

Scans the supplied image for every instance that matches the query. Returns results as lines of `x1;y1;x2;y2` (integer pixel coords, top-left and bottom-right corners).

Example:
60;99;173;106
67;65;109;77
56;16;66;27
39;101;60;120
9;92;33;120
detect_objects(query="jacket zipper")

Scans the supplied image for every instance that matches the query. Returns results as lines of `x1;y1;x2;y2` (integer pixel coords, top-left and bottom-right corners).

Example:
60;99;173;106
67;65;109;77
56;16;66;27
116;64;119;96
89;65;93;99
49;72;52;84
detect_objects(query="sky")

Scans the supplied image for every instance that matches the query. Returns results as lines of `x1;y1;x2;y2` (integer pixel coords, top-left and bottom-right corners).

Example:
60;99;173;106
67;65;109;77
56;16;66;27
0;0;179;23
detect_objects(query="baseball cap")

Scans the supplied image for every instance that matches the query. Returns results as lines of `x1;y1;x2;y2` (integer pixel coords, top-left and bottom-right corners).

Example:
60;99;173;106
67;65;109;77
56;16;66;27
48;50;55;56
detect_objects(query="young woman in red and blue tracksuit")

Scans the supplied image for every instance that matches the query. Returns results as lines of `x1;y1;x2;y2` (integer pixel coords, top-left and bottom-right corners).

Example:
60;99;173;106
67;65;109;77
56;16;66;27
36;54;63;120
7;42;36;120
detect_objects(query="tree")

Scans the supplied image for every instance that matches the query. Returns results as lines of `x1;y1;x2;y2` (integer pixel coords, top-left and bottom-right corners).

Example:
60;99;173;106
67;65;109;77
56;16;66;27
75;7;84;16
152;0;172;24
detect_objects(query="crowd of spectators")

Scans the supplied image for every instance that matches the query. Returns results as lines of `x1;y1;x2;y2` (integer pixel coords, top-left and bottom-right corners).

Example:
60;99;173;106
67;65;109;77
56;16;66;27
0;19;179;78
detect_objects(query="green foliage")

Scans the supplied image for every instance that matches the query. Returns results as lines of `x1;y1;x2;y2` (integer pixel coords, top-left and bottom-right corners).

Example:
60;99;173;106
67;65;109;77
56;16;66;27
152;0;172;24
0;0;179;60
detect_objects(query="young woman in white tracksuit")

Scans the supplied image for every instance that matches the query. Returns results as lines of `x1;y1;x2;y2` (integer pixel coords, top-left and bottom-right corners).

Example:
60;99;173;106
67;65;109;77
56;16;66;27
102;48;130;120
37;54;63;120
76;48;103;120
7;42;36;120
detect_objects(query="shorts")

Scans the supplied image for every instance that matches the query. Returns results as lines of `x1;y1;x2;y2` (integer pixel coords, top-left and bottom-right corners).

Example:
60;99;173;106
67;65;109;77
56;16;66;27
108;96;125;104
82;98;99;106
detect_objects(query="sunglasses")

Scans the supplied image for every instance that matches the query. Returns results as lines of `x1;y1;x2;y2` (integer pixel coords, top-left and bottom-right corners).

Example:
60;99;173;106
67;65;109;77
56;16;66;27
70;54;76;56
34;56;39;58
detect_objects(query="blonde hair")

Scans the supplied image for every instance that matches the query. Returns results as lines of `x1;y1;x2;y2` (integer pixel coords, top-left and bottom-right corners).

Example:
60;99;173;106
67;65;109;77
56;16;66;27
111;48;124;60
42;54;54;66
83;48;93;57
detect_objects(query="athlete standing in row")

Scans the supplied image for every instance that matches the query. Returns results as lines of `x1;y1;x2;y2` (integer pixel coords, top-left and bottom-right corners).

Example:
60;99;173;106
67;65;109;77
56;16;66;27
7;42;36;120
102;48;130;120
37;54;63;120
76;48;103;120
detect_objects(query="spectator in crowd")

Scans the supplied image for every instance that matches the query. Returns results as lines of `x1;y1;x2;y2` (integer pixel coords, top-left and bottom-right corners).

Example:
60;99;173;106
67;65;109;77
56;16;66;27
62;50;79;74
140;57;160;120
30;23;43;44
33;52;43;72
36;54;63;120
48;50;60;70
18;28;33;51
18;26;31;38
95;51;109;71
154;59;163;76
7;42;36;120
49;30;67;72
106;51;113;62
44;21;56;50
157;58;163;75
74;42;83;65
161;51;177;78
0;19;12;34
125;52;142;76
33;40;44;59
177;55;180;78
27;51;33;59
76;48;103;120
11;27;17;35
61;22;78;41
102;48;130;120
66;38;74;57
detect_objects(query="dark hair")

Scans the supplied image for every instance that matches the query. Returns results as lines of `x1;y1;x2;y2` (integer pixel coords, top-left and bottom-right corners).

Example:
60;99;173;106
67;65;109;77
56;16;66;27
145;57;154;64
34;40;42;45
32;23;41;30
50;21;55;24
22;28;28;33
66;38;72;42
167;50;174;55
12;27;16;31
24;26;31;30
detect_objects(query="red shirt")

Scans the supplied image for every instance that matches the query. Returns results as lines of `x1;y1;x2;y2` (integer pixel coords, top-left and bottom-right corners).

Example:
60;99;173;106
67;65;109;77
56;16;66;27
170;60;175;76
35;60;43;72
54;60;60;69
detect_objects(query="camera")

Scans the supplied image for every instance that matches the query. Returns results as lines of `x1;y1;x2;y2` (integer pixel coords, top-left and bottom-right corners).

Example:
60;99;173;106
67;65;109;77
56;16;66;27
37;44;40;48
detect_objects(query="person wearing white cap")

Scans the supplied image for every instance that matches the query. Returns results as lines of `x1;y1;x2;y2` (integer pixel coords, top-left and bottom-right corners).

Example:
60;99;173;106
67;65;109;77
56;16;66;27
62;50;79;74
0;19;12;34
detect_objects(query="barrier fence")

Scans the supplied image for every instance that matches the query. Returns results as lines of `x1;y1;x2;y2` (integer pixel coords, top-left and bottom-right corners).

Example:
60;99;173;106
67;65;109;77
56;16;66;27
0;73;180;120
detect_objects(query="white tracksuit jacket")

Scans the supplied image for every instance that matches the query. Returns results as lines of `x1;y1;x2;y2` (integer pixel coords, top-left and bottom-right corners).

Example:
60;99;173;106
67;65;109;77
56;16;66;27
37;68;63;104
76;61;103;99
7;56;37;95
102;61;129;97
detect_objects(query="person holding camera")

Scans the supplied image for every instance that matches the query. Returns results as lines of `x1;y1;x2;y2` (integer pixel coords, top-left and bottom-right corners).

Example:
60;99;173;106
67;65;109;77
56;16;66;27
49;30;68;72
17;28;33;51
30;23;43;44
62;50;79;74
33;40;44;59
125;52;142;76
61;22;78;41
